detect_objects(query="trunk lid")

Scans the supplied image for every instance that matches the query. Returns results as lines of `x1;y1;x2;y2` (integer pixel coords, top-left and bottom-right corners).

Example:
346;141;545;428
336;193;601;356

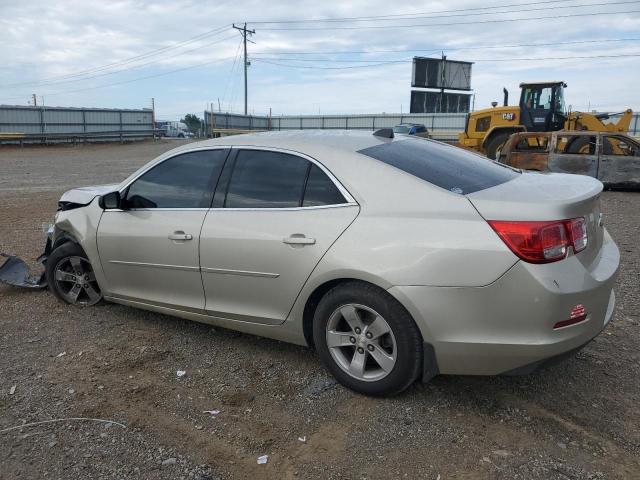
466;172;604;267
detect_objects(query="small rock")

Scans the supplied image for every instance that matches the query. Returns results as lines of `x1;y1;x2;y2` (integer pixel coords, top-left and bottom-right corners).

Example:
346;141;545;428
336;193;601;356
68;388;75;394
162;458;177;466
558;442;568;449
195;425;203;430
177;370;187;378
492;450;511;457
48;441;57;448
9;385;16;395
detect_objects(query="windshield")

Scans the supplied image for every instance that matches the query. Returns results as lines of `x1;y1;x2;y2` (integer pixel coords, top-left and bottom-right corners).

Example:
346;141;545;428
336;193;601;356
393;125;411;133
523;86;553;110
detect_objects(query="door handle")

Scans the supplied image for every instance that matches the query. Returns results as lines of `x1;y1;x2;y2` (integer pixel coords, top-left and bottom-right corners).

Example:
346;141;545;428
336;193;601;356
283;234;316;245
168;231;193;241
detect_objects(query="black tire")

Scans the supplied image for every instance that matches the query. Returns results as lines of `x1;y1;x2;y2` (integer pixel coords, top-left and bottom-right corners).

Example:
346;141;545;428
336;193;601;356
486;131;512;160
45;242;103;306
566;136;596;155
313;281;423;396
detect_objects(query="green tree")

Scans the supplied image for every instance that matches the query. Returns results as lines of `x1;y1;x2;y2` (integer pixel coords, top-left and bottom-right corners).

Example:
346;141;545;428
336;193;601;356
181;114;202;134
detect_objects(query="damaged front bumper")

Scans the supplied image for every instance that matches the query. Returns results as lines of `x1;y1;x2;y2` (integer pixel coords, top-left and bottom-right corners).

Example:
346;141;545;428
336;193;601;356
0;224;53;289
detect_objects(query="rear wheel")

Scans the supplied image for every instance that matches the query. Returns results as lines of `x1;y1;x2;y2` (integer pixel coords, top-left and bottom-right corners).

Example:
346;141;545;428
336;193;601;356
46;243;102;306
486;131;512;160
313;281;423;396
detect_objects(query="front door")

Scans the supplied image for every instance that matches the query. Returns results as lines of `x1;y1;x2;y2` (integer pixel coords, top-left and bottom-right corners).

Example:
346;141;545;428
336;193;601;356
97;148;229;310
199;148;359;325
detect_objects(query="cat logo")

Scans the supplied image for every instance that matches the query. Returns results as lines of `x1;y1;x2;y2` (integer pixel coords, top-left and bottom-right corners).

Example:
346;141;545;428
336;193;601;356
502;113;515;121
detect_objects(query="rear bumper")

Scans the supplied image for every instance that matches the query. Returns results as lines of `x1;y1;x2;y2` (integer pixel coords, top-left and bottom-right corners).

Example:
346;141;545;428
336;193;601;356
389;229;619;376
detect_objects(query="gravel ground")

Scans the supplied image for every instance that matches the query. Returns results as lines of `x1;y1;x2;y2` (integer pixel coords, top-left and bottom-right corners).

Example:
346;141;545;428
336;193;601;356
1;141;639;479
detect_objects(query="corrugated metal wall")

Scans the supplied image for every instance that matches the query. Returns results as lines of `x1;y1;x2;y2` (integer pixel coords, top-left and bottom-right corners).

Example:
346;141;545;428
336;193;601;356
0;105;154;142
205;111;640;140
204;111;469;140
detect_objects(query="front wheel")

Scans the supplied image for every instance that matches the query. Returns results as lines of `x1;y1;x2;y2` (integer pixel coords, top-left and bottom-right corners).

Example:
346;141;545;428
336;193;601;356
486;131;512;160
45;242;103;306
313;281;423;396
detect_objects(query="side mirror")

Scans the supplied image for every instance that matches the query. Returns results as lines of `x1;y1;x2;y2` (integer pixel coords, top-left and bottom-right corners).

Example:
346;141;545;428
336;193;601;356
99;191;122;210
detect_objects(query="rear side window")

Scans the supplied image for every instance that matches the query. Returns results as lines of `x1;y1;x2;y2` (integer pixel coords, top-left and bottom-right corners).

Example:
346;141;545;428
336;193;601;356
303;165;346;207
225;150;309;208
125;149;227;208
358;138;518;194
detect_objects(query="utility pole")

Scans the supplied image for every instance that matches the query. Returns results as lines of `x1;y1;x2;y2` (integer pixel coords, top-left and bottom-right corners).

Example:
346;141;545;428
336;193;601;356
32;94;37;106
232;23;255;116
439;52;446;114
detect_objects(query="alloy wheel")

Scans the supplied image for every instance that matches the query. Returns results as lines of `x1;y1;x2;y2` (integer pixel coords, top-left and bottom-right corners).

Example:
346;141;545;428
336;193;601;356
53;256;102;305
325;303;397;382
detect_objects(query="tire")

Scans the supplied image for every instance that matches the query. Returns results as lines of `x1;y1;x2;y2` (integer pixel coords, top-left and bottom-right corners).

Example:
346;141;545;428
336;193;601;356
312;281;423;396
486;131;512;160
566;136;596;155
45;242;103;306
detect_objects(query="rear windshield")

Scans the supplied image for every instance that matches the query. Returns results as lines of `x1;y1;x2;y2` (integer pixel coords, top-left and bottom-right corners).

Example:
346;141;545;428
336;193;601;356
358;138;518;194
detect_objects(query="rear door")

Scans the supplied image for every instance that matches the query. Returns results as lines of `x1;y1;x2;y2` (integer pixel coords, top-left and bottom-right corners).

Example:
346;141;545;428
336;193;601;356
199;147;359;325
597;135;640;188
548;134;598;177
97;148;229;310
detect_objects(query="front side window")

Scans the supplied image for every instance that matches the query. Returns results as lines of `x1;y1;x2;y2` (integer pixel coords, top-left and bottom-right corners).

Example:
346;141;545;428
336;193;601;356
125;149;227;208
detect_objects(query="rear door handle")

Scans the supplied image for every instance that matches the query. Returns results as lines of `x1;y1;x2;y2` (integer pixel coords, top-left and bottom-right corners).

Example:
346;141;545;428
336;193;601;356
283;234;316;245
168;231;193;241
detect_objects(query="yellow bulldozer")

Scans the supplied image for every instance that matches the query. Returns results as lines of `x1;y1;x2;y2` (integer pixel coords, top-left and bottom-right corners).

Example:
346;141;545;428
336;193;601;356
458;81;633;159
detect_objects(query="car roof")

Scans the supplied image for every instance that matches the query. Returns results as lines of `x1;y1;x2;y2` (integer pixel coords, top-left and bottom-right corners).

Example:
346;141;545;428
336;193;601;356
165;130;390;161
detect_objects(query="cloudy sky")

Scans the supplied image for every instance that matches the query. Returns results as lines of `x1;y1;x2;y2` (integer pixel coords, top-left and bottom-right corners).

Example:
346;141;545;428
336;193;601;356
1;0;638;119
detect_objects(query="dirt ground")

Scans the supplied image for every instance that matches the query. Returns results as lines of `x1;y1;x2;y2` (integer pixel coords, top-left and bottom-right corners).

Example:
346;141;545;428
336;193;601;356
1;140;639;480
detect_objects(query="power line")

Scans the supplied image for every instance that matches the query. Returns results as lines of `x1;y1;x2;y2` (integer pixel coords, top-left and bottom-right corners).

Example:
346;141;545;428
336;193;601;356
251;0;639;24
222;38;244;112
251;37;640;57
2;33;238;89
12;56;236;100
248;0;608;23
257;9;640;30
252;52;640;70
5;24;232;87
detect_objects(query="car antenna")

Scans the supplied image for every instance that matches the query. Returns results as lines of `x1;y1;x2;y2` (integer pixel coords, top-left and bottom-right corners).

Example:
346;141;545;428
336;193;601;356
373;128;394;139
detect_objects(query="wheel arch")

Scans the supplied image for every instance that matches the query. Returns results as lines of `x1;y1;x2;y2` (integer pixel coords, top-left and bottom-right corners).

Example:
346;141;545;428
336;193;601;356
52;230;83;251
301;276;423;349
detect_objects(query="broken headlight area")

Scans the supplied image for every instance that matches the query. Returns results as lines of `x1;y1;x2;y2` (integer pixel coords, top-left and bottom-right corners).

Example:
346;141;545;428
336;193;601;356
0;225;53;290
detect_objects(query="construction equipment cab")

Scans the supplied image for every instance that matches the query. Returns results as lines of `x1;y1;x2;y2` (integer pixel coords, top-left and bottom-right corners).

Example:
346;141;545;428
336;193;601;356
519;81;567;132
459;81;632;159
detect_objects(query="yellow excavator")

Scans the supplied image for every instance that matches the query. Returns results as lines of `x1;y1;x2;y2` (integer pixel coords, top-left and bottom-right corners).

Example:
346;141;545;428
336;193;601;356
458;81;633;159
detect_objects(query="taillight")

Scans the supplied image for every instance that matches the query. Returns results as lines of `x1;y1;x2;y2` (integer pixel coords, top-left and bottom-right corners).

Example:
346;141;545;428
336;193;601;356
568;217;588;252
488;217;588;264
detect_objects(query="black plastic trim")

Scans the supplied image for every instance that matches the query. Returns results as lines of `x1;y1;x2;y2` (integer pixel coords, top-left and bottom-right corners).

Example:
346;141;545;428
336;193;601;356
422;342;439;382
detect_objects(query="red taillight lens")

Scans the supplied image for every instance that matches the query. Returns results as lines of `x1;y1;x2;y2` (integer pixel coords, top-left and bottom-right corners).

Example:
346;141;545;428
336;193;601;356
568;217;588;252
553;304;588;329
488;217;588;264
